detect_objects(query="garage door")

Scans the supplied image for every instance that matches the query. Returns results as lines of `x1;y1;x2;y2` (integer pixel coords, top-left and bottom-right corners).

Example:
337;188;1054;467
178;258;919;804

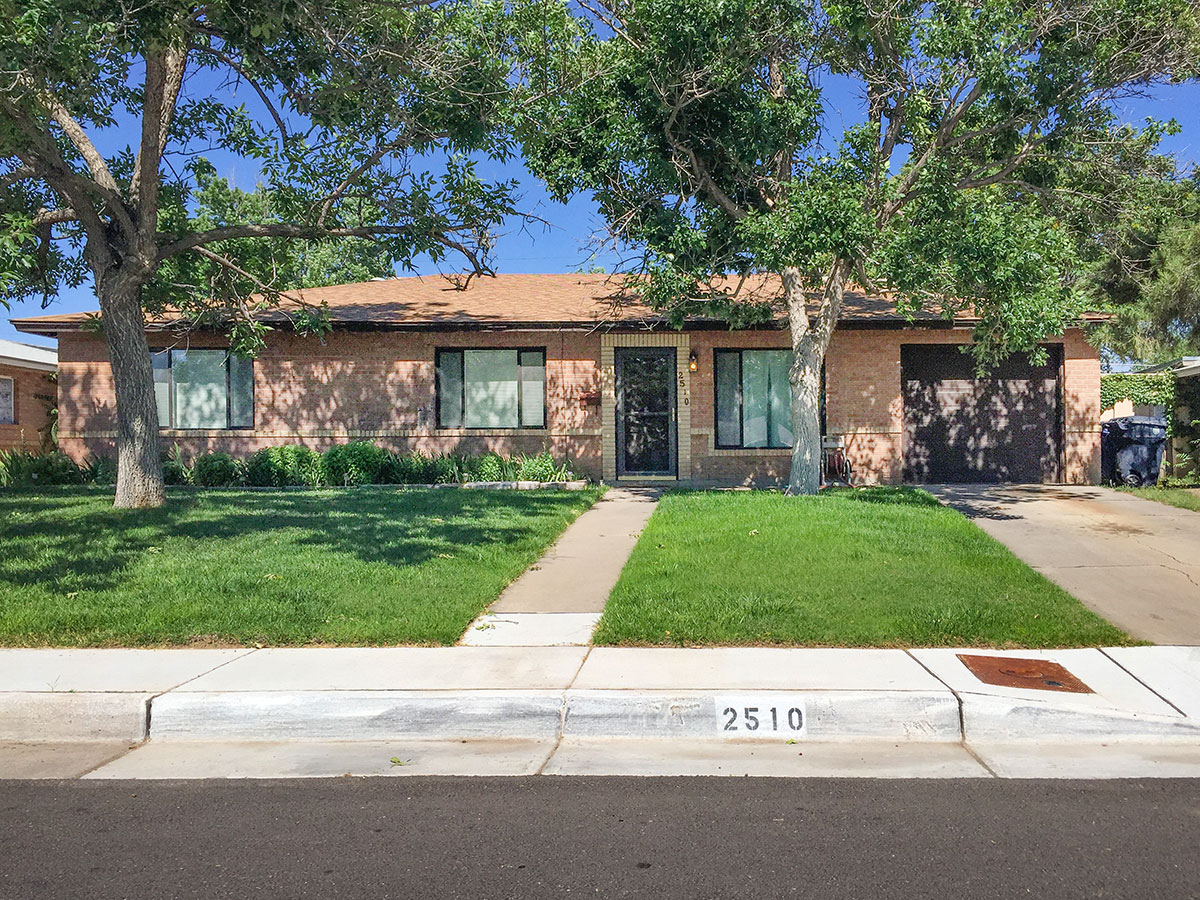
901;344;1063;483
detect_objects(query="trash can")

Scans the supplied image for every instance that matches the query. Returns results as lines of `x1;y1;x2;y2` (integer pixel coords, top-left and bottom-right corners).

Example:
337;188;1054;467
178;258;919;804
1101;416;1168;486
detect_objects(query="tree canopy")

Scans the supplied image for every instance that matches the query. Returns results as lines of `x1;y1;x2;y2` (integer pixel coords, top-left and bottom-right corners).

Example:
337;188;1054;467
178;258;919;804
0;0;523;505
518;0;1199;489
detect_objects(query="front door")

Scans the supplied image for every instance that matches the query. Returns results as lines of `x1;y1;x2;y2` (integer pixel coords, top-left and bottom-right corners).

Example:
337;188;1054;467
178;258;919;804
615;347;677;477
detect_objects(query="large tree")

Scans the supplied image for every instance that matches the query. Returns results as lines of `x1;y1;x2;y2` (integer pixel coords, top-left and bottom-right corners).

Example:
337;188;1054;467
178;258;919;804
1082;168;1200;361
519;0;1199;492
1;0;519;507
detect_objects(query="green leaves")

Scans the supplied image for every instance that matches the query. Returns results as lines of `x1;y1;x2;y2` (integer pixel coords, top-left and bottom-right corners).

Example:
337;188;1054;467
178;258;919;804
1;0;523;315
520;0;1197;368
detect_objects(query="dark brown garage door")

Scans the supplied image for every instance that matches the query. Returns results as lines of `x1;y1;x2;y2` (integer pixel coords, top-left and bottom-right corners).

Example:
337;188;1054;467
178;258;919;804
901;344;1063;484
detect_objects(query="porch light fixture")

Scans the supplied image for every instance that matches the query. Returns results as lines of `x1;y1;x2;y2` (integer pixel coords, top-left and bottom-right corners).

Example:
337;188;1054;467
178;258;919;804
688;352;699;372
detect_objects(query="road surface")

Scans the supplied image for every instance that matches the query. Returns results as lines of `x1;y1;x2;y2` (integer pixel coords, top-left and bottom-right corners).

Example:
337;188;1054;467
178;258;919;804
2;777;1197;899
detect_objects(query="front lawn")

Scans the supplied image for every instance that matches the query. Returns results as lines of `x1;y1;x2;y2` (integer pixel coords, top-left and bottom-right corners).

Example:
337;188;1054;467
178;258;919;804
1118;486;1200;513
596;488;1132;648
0;486;601;646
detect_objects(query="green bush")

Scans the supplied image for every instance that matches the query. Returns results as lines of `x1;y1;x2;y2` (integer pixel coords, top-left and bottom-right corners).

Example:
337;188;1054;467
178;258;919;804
432;453;465;484
2;442;584;491
395;452;436;484
193;452;242;487
246;445;326;487
515;451;573;482
161;445;193;485
83;455;118;485
469;452;507;482
0;450;84;486
323;441;389;485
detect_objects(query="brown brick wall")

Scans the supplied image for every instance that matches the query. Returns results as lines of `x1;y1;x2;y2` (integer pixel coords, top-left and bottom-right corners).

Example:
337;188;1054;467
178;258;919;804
823;327;1100;484
58;330;606;478
56;324;1101;484
0;362;56;452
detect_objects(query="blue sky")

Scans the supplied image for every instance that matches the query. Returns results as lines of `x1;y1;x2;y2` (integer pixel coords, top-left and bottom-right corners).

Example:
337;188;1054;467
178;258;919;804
5;73;1200;349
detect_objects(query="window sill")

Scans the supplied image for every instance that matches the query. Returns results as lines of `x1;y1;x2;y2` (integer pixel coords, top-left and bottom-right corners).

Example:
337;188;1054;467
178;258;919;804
434;427;549;435
710;446;793;457
159;428;255;436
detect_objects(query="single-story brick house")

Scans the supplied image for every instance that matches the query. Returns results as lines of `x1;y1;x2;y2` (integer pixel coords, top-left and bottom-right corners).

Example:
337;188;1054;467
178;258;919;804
0;338;57;452
11;273;1103;485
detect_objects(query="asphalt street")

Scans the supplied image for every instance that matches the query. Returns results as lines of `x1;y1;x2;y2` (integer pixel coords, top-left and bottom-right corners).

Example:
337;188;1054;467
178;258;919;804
2;777;1198;899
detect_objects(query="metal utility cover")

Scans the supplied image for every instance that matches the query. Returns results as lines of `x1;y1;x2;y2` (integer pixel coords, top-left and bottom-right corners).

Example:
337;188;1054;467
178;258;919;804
956;654;1094;694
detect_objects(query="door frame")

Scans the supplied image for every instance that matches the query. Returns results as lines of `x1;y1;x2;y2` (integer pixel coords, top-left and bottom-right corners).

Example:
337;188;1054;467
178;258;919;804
614;346;678;478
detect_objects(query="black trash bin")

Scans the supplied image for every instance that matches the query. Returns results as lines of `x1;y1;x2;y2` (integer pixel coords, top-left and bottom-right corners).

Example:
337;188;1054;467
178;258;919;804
1101;415;1168;486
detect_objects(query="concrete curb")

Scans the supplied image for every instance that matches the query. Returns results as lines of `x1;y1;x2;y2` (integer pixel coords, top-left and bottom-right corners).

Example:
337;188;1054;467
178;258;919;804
563;691;962;742
143;688;1200;745
147;689;963;743
150;691;566;742
0;692;150;742
959;695;1200;743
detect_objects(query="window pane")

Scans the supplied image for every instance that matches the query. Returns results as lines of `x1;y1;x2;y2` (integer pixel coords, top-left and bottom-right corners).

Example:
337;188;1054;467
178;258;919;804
152;352;171;426
464;350;518;428
0;376;13;425
173;350;228;429
741;351;770;448
229;355;254;428
714;352;740;447
518;350;545;427
437;351;464;427
766;350;793;448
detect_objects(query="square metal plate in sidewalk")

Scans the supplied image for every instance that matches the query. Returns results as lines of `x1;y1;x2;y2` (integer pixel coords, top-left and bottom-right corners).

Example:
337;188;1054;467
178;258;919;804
957;654;1094;694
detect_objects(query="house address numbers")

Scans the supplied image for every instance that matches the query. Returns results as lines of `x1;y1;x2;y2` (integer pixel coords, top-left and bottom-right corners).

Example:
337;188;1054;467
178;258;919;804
713;695;807;738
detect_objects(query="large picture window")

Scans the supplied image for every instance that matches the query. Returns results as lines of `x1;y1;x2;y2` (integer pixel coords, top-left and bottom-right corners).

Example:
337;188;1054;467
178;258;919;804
152;349;254;430
714;349;793;449
436;348;546;429
0;376;13;425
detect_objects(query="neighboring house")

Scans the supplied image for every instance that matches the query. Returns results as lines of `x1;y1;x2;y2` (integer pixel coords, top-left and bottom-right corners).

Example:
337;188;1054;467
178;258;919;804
0;338;57;453
11;274;1103;485
1135;357;1200;478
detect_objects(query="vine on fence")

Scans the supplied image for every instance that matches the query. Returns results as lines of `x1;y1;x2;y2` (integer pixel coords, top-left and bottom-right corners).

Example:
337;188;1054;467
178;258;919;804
1100;372;1176;413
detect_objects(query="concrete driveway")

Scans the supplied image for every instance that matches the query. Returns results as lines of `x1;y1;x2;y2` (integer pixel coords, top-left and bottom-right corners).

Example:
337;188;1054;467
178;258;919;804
926;484;1200;645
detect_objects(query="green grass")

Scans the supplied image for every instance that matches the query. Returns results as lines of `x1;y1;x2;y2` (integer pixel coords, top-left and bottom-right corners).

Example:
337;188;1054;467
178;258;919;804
595;487;1133;648
0;486;601;647
1117;486;1200;513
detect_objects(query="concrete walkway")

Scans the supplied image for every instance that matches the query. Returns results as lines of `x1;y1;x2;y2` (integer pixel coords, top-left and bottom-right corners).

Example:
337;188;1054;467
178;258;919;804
927;484;1200;645
460;487;660;646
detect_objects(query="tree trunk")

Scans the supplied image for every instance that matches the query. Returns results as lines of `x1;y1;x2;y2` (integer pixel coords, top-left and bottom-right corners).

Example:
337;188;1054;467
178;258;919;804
786;335;824;495
96;274;166;508
783;263;849;495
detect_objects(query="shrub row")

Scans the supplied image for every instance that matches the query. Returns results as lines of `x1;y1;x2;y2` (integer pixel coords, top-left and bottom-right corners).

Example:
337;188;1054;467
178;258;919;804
0;450;116;487
2;443;581;489
242;443;580;487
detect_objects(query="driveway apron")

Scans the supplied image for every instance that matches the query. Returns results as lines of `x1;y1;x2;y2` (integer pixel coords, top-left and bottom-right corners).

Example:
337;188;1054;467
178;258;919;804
927;484;1200;645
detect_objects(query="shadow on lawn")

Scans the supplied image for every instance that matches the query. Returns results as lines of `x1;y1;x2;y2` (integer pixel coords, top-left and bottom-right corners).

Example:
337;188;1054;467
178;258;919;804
823;486;943;508
0;487;587;593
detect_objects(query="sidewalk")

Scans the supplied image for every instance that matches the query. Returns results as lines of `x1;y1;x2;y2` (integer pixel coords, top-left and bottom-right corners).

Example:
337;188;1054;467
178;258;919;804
2;645;1199;779
460;487;660;646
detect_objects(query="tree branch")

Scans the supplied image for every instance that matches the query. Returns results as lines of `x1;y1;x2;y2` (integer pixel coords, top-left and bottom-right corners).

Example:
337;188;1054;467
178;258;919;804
131;43;188;236
31;207;77;226
156;222;414;260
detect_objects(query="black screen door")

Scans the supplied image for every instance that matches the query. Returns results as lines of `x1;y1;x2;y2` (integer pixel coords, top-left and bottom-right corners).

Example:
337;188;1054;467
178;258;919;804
615;347;677;477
